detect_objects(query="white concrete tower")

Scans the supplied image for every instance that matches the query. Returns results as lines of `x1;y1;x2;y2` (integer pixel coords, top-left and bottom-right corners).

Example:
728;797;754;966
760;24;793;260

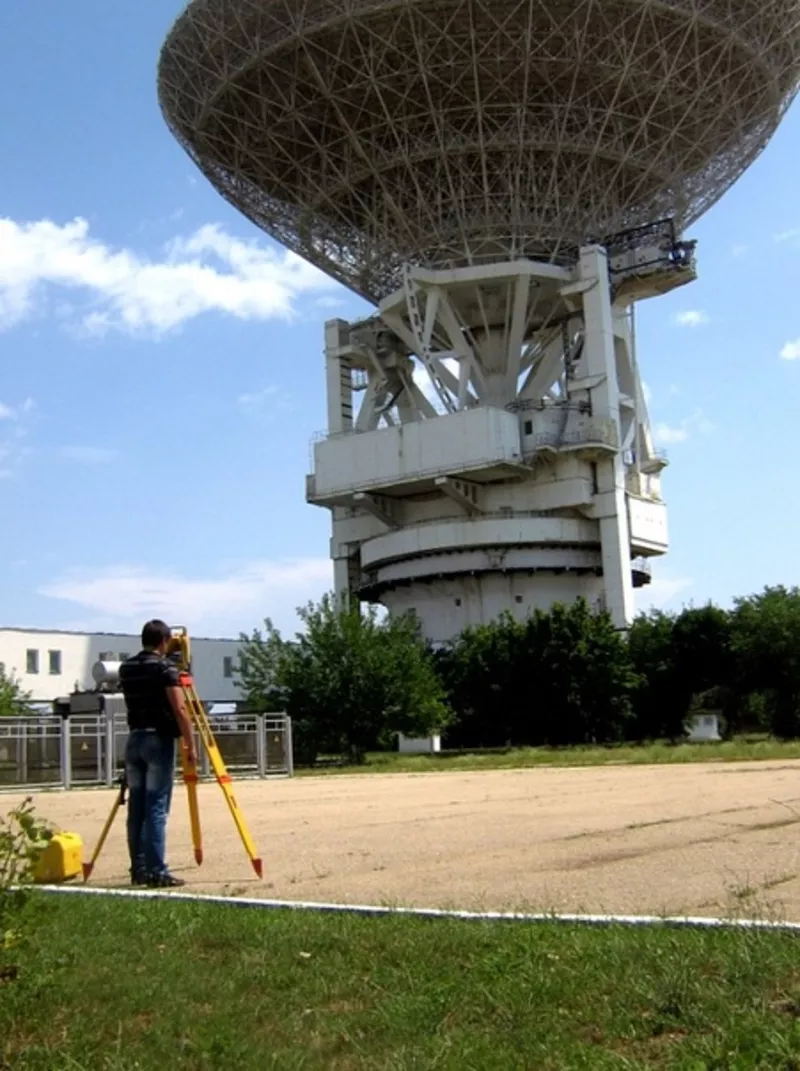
307;224;695;642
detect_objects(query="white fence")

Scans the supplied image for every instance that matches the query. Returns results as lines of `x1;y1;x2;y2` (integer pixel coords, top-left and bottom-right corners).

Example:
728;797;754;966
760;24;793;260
0;711;294;790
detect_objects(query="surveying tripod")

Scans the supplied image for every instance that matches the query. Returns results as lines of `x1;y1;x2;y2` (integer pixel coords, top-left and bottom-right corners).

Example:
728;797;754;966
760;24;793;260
82;626;263;882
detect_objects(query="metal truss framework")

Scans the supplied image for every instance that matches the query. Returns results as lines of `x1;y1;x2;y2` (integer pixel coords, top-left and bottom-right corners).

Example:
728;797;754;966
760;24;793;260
159;0;799;304
334;221;688;477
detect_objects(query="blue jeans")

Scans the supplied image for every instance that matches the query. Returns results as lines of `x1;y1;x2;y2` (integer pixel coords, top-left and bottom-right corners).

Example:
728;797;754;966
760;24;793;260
124;730;176;878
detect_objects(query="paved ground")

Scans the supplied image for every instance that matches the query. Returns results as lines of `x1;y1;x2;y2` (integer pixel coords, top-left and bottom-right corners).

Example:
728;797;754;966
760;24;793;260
7;761;800;920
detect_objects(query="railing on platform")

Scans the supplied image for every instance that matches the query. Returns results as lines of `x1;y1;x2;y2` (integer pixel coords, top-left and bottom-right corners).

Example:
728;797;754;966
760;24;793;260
0;711;294;790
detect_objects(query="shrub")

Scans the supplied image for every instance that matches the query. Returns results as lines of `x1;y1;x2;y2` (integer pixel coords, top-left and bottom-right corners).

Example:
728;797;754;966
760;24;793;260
0;797;55;981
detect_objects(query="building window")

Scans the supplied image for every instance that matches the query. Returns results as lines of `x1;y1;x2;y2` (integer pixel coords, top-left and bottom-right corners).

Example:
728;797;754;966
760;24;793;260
26;649;39;674
119;652;130;662
48;650;62;675
515;595;523;604
223;656;234;678
523;420;533;435
99;650;115;661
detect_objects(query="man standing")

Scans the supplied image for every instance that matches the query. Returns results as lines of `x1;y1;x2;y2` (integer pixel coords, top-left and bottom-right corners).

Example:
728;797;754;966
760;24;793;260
118;619;197;888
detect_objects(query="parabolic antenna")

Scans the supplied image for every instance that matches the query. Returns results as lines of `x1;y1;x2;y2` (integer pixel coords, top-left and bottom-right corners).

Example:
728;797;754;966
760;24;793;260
159;0;800;303
158;2;800;646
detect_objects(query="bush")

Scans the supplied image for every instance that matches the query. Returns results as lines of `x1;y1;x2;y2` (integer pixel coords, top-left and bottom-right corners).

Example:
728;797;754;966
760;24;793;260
1;797;55;981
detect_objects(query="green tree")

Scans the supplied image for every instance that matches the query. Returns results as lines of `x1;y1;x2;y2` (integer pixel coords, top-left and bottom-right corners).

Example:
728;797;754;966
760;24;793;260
439;599;637;748
435;612;529;748
672;603;736;735
627;609;680;739
528;600;638;746
0;664;33;718
239;594;452;764
236;620;288;712
627;604;734;741
730;586;800;739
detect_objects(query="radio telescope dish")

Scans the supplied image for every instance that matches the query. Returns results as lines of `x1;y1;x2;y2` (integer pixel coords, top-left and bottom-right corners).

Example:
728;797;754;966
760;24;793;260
157;0;799;304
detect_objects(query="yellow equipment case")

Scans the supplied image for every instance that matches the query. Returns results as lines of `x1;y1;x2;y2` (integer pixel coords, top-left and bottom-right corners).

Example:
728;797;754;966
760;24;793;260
33;832;84;884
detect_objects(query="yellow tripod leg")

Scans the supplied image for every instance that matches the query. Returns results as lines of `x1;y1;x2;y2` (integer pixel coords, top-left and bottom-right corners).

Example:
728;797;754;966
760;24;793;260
178;739;204;866
180;674;263;878
82;776;126;881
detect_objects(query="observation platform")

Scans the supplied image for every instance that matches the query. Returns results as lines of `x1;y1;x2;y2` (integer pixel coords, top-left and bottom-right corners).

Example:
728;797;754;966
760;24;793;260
307;407;528;506
306;408;633;508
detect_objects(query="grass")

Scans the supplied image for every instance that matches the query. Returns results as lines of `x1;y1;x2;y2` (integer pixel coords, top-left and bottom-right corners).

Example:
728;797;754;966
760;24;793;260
299;736;800;777
5;895;800;1069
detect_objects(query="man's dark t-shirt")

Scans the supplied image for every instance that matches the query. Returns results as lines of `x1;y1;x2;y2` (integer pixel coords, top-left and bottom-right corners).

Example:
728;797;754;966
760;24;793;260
119;651;181;738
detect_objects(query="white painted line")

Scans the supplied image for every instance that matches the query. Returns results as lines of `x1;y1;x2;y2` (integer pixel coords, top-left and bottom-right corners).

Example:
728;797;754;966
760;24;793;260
24;883;800;933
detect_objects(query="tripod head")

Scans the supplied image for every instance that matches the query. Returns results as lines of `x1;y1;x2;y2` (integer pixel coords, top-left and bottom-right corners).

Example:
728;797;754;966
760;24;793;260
165;625;191;673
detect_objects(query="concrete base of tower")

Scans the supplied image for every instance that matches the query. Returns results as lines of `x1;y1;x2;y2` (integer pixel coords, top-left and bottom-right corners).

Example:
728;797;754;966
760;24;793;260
355;526;655;643
374;570;607;645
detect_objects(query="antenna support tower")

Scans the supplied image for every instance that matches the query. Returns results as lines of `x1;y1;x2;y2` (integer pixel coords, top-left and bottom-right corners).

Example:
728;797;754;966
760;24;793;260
157;2;800;644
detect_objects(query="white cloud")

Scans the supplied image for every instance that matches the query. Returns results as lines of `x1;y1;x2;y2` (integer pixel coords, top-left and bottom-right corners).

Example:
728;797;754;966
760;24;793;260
58;445;119;464
634;572;694;614
237;384;297;419
780;339;800;361
0;397;36;478
39;557;334;638
653;422;689;445
674;309;709;327
653;408;715;447
0;397;34;420
237;385;279;408
0;217;338;337
775;228;800;244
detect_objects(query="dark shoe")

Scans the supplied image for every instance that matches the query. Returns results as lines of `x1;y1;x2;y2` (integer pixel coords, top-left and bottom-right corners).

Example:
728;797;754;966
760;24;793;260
131;870;148;886
146;871;186;888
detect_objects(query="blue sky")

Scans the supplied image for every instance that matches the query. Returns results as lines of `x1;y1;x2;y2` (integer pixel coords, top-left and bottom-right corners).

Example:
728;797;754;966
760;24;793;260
1;3;798;640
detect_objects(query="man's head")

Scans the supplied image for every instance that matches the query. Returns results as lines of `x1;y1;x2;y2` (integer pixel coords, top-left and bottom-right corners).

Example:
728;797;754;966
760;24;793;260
141;619;172;654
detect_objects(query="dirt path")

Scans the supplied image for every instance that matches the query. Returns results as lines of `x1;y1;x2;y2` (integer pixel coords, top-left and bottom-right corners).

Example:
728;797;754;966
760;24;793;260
7;761;800;919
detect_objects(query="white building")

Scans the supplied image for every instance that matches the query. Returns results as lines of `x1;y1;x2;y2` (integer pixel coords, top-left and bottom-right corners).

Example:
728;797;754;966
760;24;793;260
0;627;245;704
686;714;722;743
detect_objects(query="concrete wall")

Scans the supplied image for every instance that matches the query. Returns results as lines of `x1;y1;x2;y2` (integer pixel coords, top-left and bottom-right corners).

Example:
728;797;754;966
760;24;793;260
382;572;605;645
314;406;523;497
0;628;244;703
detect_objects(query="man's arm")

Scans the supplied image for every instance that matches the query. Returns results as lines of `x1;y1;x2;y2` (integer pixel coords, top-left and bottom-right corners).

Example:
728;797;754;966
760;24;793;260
167;685;197;766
